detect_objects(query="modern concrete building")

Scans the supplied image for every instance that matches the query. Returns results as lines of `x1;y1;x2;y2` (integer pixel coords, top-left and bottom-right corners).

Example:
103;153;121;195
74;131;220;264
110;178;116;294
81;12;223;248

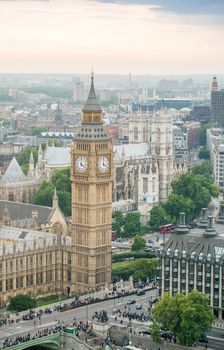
158;210;224;320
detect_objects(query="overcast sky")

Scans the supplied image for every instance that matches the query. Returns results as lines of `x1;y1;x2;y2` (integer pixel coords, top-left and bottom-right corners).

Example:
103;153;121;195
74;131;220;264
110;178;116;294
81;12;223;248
0;0;224;74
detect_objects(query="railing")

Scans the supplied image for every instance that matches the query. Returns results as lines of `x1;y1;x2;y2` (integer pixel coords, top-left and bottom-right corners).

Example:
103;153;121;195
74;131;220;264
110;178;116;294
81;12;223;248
0;333;60;350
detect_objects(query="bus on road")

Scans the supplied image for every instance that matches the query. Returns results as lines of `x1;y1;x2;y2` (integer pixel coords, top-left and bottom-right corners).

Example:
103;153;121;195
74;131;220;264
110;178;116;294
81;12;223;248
160;223;176;234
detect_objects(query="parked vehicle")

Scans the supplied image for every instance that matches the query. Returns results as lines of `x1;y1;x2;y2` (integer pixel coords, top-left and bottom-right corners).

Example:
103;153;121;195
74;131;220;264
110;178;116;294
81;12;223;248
127;299;136;305
135;303;142;310
136;290;145;296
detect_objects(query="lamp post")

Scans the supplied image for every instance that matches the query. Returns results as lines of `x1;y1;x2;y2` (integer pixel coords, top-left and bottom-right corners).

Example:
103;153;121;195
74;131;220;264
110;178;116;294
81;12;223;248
86;302;88;321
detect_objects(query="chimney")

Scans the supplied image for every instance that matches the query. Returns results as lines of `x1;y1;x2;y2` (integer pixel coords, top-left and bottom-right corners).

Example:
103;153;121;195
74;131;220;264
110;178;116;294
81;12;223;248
197;208;208;228
204;215;217;238
175;212;189;235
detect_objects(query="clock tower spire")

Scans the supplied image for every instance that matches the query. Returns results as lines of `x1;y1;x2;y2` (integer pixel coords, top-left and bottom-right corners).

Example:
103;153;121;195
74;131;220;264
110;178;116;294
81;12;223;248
71;72;113;293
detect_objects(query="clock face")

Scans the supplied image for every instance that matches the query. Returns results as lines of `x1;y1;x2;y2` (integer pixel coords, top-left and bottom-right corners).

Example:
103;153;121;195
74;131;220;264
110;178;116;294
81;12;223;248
98;155;110;173
75;155;88;173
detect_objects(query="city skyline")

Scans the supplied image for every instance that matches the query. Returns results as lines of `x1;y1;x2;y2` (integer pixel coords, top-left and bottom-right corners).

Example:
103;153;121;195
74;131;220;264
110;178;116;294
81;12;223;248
0;0;224;74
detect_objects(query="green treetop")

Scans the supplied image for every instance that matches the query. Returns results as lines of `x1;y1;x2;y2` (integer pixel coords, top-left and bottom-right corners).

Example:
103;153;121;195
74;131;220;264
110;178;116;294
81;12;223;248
131;235;146;251
152;290;214;346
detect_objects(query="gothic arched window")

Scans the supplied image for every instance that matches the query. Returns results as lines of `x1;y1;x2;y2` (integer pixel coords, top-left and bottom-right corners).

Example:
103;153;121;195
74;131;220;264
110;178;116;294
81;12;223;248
157;128;161;142
133;127;138;141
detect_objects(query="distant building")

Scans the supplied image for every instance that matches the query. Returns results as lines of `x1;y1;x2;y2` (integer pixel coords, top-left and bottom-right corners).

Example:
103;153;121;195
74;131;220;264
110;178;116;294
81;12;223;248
207;128;224;188
132;99;193;112
0;143;23;174
211;76;224;126
100;89;111;102
173;125;188;167
73;80;85;102
158;79;178;90
186;122;200;149
54;101;63;125
187;105;211;124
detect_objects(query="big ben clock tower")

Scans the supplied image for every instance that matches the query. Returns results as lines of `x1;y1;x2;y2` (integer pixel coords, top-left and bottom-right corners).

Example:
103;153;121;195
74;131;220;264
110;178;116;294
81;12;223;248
71;73;113;292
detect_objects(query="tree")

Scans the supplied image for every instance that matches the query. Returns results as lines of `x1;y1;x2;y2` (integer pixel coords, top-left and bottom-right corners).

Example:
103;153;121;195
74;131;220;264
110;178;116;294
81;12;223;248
148;205;170;231
199;122;215;146
151;323;161;343
112;211;124;236
112;258;158;282
31;126;48;136
8;294;37;312
171;172;214;215
34;181;54;207
112;211;143;237
198;148;210;160
132;258;158;282
191;161;212;178
152;291;214;346
16;147;38;174
163;193;195;222
123;212;141;236
34;167;71;216
51;167;71;193
131;235;146;251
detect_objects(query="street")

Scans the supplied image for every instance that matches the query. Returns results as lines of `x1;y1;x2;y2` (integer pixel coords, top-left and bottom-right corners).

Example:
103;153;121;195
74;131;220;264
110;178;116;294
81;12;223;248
0;289;158;344
0;287;224;350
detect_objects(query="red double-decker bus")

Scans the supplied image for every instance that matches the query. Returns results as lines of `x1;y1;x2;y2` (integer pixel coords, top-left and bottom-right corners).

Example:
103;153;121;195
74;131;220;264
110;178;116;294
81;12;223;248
112;231;117;240
160;223;176;234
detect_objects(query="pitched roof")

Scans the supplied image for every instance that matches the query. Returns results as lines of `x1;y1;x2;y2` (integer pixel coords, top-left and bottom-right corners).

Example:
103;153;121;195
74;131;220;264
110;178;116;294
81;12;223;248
114;143;149;158
82;75;101;113
43;146;71;167
2;157;26;183
0;200;53;225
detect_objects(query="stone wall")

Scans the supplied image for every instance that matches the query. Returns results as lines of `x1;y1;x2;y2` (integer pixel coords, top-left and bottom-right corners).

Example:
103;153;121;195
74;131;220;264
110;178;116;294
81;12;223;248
109;328;197;350
61;333;95;350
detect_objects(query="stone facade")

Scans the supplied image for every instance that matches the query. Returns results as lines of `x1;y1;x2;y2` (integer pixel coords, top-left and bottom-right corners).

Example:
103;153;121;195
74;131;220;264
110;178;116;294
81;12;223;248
0;227;72;307
0;188;68;235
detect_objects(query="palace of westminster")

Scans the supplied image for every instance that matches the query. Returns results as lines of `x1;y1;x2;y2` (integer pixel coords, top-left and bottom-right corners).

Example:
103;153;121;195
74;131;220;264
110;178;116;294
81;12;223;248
0;76;224;320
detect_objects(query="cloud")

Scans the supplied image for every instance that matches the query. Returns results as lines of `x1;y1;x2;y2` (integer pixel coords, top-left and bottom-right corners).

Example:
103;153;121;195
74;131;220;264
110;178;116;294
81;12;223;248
96;0;224;15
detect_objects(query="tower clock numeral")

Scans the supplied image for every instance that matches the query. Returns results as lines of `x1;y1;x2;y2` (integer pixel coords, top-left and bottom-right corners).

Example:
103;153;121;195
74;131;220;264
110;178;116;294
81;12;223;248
75;155;88;173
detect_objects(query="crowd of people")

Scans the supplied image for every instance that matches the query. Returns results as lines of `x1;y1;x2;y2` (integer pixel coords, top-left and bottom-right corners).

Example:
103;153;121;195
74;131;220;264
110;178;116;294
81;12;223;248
1;325;63;349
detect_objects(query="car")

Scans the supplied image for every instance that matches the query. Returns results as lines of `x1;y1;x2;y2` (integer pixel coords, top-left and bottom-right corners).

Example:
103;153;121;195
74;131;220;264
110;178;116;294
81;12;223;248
137;290;145;296
135;303;142;310
145;247;156;252
198;334;208;343
138;328;151;336
127;299;136;305
142;330;151;336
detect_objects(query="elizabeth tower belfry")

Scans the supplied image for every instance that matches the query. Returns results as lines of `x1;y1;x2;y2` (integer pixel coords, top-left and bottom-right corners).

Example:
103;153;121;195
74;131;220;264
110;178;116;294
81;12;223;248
71;73;112;292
